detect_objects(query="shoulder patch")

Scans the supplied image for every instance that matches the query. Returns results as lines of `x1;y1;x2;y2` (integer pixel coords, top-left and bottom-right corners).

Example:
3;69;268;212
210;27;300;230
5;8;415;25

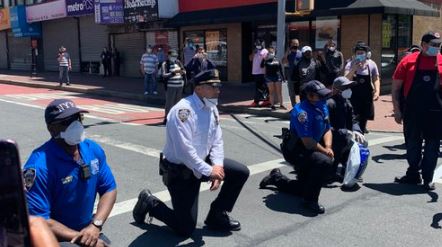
297;111;308;123
178;109;191;122
23;168;36;191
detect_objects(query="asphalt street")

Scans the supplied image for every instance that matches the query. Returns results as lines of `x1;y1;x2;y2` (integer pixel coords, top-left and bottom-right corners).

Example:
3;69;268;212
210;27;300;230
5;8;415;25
1;85;442;247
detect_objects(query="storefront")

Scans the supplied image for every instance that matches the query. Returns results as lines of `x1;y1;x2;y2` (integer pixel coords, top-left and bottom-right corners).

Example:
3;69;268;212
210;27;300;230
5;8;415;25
171;0;440;84
0;7;10;69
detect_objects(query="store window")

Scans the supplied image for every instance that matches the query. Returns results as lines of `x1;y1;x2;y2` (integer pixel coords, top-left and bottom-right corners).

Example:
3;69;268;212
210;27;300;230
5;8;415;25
381;15;411;78
184;29;227;80
9;0;25;6
288;21;310;47
313;16;340;50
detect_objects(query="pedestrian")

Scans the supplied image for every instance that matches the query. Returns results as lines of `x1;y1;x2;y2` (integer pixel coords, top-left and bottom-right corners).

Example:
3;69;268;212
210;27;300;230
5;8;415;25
57;46;71;86
283;39;303;106
140;45;159;95
133;69;250;237
100;47;112;77
183;38;196;67
261;47;286;110
249;40;270;107
327;76;366;183
392;31;442;191
187;47;216;94
23;99;117;247
293;46;326;101
260;80;334;214
112;47;120;76
162;49;186;124
323;40;344;87
344;42;380;133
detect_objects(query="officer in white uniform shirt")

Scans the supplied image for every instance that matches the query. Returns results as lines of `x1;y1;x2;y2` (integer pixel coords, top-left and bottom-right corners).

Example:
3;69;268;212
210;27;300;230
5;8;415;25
133;69;250;238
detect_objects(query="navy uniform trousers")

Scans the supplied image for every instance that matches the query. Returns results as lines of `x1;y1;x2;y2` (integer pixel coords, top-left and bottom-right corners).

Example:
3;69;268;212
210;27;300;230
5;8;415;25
150;159;249;237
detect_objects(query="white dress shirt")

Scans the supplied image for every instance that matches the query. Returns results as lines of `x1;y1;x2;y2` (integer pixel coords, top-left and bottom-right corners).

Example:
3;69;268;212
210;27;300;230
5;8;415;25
163;92;224;178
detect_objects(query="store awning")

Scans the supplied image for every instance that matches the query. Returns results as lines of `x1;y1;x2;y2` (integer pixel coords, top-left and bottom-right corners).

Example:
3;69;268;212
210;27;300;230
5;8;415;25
167;3;277;27
318;0;440;17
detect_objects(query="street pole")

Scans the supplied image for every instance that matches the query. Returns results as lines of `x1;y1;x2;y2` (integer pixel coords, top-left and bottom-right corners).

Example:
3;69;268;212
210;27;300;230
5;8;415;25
276;0;286;60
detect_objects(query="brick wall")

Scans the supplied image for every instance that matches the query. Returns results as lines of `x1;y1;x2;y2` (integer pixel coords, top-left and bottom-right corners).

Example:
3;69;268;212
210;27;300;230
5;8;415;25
412;8;442;44
180;23;242;82
340;15;369;61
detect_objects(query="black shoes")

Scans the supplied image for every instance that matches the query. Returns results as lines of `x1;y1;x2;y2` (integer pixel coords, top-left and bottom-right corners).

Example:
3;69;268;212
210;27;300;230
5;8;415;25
423;182;436;191
394;174;422;185
259;168;282;189
302;200;325;214
205;210;241;231
133;189;158;224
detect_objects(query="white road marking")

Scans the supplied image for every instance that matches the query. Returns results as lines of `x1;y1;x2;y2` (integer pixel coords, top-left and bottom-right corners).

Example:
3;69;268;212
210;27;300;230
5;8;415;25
88;134;161;158
107;136;408;218
5;92;78;101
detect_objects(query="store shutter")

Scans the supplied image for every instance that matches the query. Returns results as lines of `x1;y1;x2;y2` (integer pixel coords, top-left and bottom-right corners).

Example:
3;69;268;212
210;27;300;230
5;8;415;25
42;18;80;72
79;15;108;64
0;31;7;69
114;32;145;77
7;31;31;71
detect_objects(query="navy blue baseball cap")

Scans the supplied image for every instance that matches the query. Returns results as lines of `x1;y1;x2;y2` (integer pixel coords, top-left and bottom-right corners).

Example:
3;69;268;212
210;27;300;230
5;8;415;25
194;69;222;87
421;31;441;44
45;99;88;124
301;80;332;99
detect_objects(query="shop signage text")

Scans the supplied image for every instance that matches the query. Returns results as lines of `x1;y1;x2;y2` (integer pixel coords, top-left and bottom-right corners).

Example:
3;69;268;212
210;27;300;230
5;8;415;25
66;0;95;16
124;0;158;23
0;8;11;31
95;0;124;24
10;6;42;37
26;0;67;23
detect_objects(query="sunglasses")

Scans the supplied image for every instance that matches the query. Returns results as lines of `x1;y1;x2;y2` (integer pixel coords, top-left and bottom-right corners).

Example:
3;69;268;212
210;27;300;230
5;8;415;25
52;114;83;126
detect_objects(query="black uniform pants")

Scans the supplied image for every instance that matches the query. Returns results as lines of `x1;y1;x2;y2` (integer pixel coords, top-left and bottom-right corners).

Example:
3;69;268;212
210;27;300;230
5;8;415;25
404;116;440;183
150;159;249;237
274;151;333;202
253;74;269;103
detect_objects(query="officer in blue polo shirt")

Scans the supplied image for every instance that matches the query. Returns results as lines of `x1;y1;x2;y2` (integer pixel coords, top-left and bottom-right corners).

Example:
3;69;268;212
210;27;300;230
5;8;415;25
260;80;334;214
23;99;117;247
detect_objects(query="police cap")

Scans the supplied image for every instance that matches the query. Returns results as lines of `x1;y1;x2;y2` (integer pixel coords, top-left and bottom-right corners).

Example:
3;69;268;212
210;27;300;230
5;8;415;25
194;69;222;87
301;80;332;99
45;99;88;124
333;76;355;90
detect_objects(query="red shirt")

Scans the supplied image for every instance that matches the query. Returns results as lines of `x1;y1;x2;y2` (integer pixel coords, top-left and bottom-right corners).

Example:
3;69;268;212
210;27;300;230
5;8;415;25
392;52;442;97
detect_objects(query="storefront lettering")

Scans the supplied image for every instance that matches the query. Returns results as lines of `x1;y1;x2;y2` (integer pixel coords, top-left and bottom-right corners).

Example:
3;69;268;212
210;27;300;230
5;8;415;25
124;0;156;9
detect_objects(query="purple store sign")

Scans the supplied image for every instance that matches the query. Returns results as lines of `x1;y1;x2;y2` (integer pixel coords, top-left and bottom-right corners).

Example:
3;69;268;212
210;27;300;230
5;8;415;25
94;0;124;24
66;0;95;16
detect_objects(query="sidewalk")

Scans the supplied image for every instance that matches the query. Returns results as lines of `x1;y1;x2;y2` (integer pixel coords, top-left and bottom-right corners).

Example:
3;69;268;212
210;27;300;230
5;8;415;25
0;70;401;133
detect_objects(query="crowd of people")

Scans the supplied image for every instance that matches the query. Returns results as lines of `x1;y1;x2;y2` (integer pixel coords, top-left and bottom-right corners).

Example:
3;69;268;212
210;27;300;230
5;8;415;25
1;31;440;246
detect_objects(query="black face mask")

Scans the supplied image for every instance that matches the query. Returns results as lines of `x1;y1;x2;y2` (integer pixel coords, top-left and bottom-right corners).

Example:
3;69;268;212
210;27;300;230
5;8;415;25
291;46;299;51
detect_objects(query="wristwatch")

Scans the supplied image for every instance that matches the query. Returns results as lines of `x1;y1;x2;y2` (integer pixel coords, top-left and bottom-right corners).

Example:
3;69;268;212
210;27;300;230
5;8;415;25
92;219;104;230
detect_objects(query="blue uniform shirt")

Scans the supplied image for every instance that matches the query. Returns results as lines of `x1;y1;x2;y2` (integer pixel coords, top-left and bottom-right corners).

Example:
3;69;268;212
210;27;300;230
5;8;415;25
24;139;116;231
290;100;331;142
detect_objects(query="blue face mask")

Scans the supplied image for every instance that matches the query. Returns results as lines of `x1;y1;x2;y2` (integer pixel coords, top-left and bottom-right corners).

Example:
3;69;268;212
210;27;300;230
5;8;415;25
314;99;327;108
355;54;366;62
426;46;440;56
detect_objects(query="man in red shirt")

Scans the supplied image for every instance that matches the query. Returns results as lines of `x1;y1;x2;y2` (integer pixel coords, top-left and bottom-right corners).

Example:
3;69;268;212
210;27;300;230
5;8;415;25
392;32;442;190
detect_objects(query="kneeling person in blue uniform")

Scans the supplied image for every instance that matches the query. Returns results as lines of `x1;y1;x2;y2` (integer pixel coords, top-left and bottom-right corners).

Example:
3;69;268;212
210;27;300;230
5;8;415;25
260;80;334;214
23;99;117;247
133;69;250;237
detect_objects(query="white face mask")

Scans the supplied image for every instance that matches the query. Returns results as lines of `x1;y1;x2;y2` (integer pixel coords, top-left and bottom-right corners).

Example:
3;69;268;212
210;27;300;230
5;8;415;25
328;47;336;52
203;97;218;108
341;89;352;99
59;120;85;146
169;57;177;62
147;48;152;53
267;53;275;60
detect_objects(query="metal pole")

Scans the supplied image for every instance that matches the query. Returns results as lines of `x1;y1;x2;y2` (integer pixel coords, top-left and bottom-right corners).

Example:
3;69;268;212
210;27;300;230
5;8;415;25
276;0;286;60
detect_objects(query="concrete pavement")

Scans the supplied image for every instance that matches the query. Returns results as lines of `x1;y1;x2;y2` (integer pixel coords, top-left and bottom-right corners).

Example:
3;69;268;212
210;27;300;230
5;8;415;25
0;70;401;132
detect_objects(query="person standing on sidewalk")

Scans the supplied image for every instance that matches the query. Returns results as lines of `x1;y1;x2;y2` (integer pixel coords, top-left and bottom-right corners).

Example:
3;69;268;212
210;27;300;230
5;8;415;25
140;46;159;96
57;46;71;86
261;47;286;110
132;70;249;237
100;47;112;77
162;49;186;124
283;39;303;106
249;40;270;107
323;40;344;87
344;42;380;133
112;47;120;76
392;32;442;191
293;46;325;101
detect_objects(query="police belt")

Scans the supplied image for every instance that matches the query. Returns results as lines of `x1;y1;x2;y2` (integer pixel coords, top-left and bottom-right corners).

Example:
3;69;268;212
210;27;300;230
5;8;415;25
159;154;211;186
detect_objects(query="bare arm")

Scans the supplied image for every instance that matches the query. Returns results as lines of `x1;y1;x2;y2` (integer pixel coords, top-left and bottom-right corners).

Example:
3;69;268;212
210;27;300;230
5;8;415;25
29;217;59;247
373;74;380;100
47;218;80;241
323;129;332;149
392;79;404;124
94;189;117;225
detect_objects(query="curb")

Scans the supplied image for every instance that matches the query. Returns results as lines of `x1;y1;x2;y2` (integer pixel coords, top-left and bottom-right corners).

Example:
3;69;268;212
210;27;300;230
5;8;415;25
218;105;290;119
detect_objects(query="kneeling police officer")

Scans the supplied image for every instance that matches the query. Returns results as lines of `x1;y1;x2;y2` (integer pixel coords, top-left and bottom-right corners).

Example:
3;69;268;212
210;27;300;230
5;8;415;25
133;69;250;237
260;80;334;214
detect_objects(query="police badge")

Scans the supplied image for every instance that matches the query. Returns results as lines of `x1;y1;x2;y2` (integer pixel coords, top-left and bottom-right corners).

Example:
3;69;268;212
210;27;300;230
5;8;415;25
178;109;191;122
23;168;36;191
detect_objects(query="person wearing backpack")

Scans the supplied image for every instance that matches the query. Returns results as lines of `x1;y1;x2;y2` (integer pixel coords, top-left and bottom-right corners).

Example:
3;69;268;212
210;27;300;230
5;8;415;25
162;50;186;124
